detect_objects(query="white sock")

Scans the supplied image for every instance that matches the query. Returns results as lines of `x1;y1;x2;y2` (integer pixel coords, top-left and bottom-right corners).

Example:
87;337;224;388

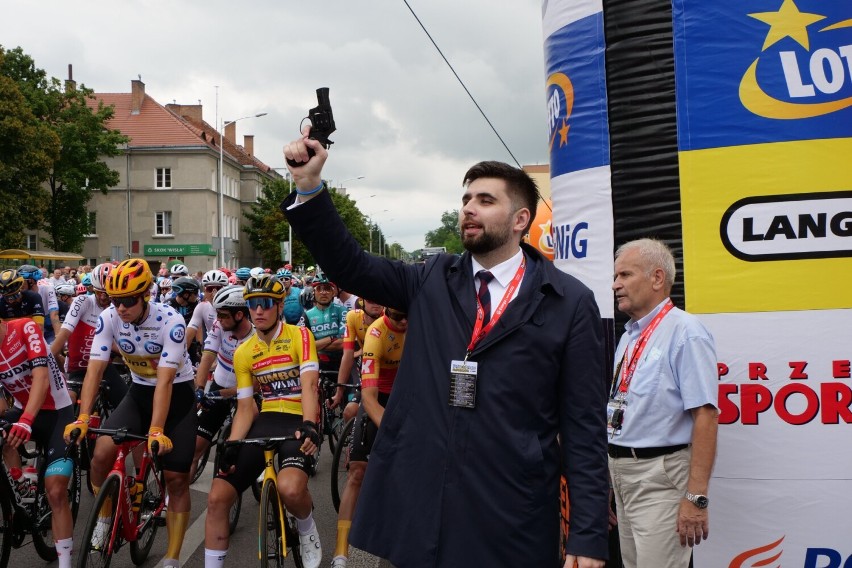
204;548;228;568
163;557;180;568
55;537;73;568
295;512;315;534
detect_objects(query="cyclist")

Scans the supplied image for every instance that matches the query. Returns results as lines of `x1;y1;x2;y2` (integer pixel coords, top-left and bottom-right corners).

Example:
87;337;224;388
305;275;347;376
63;259;196;568
0;269;46;327
0;317;77;568
189;284;255;481
170;277;202;365
331;308;408;568
81;273;93;295
234;267;252;285
204;274;322;568
186;269;228;353
333;298;384;422
51;263;128;408
55;283;75;324
170;263;190;279
277;268;307;326
19;265;61;345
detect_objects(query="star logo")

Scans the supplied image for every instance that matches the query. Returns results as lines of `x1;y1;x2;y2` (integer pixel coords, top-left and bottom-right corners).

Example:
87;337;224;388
748;0;825;51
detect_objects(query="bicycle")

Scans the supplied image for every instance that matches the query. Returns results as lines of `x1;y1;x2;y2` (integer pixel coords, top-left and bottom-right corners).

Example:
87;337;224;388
222;436;304;568
191;390;236;484
330;416;356;513
0;421;82;567
317;371;348;456
76;427;166;568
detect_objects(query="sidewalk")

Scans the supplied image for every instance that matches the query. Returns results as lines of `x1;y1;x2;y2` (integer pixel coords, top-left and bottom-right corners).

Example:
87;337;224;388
348;546;395;568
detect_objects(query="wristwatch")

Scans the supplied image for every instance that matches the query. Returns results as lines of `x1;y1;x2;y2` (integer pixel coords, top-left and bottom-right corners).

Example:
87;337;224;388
685;491;709;509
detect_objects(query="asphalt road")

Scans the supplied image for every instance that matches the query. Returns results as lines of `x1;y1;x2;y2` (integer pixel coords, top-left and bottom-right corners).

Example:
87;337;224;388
10;440;384;568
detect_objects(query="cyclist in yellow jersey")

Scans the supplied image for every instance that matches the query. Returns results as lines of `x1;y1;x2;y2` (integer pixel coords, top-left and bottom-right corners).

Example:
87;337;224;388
332;298;384;422
331;307;408;568
204;274;323;568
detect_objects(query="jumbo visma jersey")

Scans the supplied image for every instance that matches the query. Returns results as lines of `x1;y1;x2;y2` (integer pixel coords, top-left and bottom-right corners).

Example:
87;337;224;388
89;301;194;386
233;321;319;415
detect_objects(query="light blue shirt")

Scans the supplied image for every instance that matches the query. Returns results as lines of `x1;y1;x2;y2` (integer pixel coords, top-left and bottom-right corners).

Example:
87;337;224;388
611;298;718;447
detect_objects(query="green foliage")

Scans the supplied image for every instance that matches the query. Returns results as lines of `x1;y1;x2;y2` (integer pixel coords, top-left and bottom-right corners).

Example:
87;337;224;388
0;45;127;252
424;210;462;254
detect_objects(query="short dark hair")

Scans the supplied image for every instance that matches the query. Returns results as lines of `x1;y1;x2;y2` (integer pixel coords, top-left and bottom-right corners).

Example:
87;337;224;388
462;161;539;234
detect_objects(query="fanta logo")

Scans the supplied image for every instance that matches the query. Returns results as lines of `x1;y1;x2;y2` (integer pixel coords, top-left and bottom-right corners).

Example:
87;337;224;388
740;0;852;119
546;73;575;151
720;191;852;261
729;536;784;568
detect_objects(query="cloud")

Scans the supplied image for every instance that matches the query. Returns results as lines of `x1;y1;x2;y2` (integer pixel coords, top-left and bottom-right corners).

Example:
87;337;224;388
2;0;547;250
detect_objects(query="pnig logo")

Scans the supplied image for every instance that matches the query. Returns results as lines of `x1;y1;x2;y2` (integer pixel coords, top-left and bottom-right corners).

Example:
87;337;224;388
740;0;852;119
729;536;852;567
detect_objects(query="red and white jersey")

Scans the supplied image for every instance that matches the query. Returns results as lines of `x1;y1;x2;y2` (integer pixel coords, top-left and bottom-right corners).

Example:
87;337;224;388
60;294;105;373
0;318;71;410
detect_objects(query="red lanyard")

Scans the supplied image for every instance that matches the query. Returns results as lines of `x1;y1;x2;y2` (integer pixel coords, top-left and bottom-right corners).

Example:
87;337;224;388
465;258;526;357
618;299;674;394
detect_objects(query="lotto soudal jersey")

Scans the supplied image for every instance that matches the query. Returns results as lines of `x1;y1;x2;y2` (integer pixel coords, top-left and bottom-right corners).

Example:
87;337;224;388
0;318;71;410
233;322;318;415
203;320;255;389
60;294;105;373
361;315;407;395
89;302;194;386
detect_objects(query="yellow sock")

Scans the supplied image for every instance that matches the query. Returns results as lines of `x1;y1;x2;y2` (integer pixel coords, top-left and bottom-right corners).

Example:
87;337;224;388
92;484;114;518
165;510;191;560
334;520;351;557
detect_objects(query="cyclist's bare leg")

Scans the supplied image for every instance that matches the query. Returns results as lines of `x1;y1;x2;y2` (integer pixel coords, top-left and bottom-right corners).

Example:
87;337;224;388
343;401;358;423
45;473;73;539
204;478;237;550
338;461;367;520
90;435;118;489
277;467;312;518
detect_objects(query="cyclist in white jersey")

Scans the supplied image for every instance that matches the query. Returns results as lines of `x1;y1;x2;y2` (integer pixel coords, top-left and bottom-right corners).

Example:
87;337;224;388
186;270;228;351
64;259;197;568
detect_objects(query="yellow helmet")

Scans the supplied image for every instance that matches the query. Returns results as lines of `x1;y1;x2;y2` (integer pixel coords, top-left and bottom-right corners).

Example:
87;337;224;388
0;269;24;296
243;274;286;300
106;259;153;298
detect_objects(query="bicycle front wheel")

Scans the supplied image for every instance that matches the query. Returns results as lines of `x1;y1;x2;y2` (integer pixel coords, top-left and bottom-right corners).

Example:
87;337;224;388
331;417;355;512
259;479;284;568
0;485;13;568
77;473;121;568
191;443;211;485
129;460;163;565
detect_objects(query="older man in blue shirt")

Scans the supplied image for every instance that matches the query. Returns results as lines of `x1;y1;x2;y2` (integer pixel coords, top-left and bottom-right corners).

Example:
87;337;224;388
609;238;719;568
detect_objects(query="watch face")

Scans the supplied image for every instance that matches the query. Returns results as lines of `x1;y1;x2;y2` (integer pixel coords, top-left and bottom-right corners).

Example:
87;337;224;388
696;496;709;509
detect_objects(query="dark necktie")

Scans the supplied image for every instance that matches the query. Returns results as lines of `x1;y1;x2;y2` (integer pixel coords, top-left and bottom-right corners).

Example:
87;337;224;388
476;270;494;326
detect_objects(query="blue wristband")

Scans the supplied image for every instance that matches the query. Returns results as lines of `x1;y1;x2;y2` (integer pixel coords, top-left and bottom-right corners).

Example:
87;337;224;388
296;181;325;196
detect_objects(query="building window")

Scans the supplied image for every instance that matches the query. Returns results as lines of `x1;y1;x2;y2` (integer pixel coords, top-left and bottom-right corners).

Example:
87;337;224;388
155;167;172;189
26;234;37;250
155;211;173;235
85;212;97;236
88;258;98;267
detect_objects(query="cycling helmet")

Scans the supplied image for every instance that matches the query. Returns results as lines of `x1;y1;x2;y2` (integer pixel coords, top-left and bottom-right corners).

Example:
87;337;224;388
250;267;265;278
172;276;200;295
0;270;25;296
243;274;286;300
284;264;293;271
105;258;154;298
306;266;315;272
55;283;76;297
76;283;87;296
169;263;189;277
18;264;41;281
211;284;248;310
202;269;229;287
312;274;336;289
89;263;112;291
276;268;292;279
235;267;252;281
81;273;92;287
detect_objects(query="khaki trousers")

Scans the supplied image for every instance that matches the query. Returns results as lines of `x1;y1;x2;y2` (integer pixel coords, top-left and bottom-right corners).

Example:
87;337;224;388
609;447;693;568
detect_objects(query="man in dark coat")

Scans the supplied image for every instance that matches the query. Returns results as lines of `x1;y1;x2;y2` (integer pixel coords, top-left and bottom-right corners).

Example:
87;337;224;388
282;133;609;568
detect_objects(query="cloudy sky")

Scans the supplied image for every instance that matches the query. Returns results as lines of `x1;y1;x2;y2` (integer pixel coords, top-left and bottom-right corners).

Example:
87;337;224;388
2;0;549;251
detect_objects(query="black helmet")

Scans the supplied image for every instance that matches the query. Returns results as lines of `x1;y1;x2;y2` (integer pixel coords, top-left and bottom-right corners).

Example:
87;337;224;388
172;277;200;295
0;269;25;296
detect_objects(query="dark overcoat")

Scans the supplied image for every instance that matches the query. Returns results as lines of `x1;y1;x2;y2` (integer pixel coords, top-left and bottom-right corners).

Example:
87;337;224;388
283;191;609;567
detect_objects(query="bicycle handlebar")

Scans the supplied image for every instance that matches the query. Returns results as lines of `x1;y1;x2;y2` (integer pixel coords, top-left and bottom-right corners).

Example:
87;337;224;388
223;436;299;451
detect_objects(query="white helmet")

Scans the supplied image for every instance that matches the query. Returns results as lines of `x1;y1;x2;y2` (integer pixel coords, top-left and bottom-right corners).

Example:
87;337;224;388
158;278;173;290
249;267;265;278
202;269;229;287
55;283;76;296
211;284;248;310
170;263;189;277
90;263;113;291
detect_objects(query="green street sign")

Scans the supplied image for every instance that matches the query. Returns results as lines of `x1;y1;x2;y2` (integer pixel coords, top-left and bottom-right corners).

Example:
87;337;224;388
143;244;216;256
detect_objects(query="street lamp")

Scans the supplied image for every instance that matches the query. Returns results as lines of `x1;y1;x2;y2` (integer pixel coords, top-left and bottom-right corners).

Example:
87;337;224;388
366;209;388;254
337;175;365;194
219;112;267;267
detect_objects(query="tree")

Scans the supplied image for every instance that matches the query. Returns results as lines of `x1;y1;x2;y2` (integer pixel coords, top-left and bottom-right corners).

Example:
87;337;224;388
424;210;463;253
0;50;58;248
0;45;127;252
244;181;371;268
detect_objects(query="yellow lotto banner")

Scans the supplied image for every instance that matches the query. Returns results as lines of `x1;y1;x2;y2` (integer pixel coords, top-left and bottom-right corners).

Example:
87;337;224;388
681;137;852;314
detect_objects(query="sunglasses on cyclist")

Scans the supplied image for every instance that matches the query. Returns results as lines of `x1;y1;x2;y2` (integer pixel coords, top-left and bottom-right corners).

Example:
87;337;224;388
215;310;234;320
111;295;142;308
246;297;276;310
386;309;408;322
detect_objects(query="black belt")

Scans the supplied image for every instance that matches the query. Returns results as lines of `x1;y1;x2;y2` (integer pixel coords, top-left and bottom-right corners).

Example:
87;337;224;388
608;443;689;459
